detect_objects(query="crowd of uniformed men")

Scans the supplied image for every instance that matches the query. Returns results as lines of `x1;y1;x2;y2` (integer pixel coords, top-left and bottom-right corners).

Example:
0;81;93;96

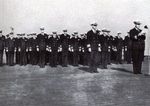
0;21;146;74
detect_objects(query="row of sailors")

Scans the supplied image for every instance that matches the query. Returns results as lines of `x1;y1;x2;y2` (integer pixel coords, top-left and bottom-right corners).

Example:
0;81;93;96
0;28;131;68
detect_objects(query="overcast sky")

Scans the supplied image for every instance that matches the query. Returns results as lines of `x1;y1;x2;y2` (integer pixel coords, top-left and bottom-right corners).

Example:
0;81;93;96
0;0;150;36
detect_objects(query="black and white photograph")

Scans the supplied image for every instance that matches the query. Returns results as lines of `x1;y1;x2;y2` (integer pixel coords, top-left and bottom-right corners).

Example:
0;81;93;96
0;0;150;106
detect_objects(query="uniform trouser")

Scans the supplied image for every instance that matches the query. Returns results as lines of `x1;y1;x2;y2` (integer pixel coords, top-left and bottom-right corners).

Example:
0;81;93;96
6;52;8;65
31;51;38;65
111;51;117;61
57;52;62;65
97;52;102;67
79;52;83;65
107;52;111;64
127;49;132;63
132;49;143;74
133;61;142;74
27;51;32;64
45;51;49;64
20;51;27;65
101;51;108;68
124;50;127;61
68;51;73;65
51;51;58;67
16;51;21;64
116;49;122;63
39;50;46;68
73;51;79;66
89;51;98;71
83;50;89;66
48;52;51;65
62;51;68;67
8;51;14;66
0;50;3;65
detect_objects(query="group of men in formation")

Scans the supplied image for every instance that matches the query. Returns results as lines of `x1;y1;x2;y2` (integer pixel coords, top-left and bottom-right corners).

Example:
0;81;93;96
0;21;147;74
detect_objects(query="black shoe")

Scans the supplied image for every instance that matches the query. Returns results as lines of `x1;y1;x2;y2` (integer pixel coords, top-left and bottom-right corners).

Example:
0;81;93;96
62;65;67;67
133;72;138;74
93;70;99;73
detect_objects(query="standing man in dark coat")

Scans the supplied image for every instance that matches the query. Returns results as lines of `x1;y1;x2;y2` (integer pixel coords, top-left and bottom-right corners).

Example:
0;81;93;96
57;34;62;65
5;32;15;66
50;32;59;67
115;32;123;64
129;21;145;74
87;22;100;73
109;35;114;63
30;34;38;65
99;29;109;69
0;30;5;66
106;30;112;64
112;36;117;62
37;27;48;68
80;34;88;66
20;34;28;65
5;34;9;65
60;29;70;67
71;32;80;66
26;34;32;64
47;34;52;65
15;34;21;64
124;32;132;63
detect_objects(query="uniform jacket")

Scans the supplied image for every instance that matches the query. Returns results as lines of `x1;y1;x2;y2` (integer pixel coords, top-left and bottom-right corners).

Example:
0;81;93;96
60;34;70;51
129;27;143;50
50;36;59;51
20;38;28;51
87;30;100;51
99;34;108;52
30;38;38;51
115;36;123;50
70;37;80;51
37;33;48;51
0;36;5;51
5;37;15;52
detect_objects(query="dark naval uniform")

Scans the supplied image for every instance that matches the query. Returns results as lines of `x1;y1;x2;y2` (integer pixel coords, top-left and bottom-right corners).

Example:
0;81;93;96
50;36;59;67
20;38;28;65
30;37;38;65
5;36;9;65
129;27;144;74
109;35;114;63
100;34;108;69
15;36;21;64
0;35;5;66
138;34;146;62
5;37;15;66
107;35;111;64
60;34;70;67
71;36;80;66
37;33;48;68
115;36;123;64
81;35;89;66
27;37;32;64
87;30;99;72
124;35;132;63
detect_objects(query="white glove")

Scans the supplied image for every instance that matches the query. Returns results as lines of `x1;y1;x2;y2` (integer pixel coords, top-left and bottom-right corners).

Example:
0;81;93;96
37;48;39;51
87;44;90;48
